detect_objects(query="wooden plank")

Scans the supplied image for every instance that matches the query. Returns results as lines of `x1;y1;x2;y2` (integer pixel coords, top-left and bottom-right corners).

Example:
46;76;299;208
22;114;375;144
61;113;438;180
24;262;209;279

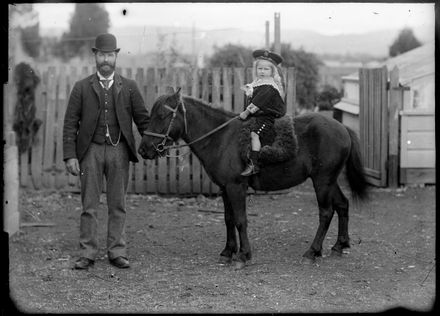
400;168;435;184
5;65;16;131
157;68;167;95
200;68;212;194
145;67;156;111
201;68;210;103
405;115;435;130
20;150;29;187
233;68;245;113
176;68;188;95
191;68;200;99
388;66;402;187
358;69;366;166
157;156;168;194
168;148;178;194
373;69;381;171
55;65;68;189
379;66;388;187
364;167;381;178
42;66;57;189
212;68;221;107
222;68;232;111
31;66;45;189
367;69;374;171
134;68;145;193
285;67;296;116
404;150;436;168
404;131;435;149
145;68;156;193
145;159;156;194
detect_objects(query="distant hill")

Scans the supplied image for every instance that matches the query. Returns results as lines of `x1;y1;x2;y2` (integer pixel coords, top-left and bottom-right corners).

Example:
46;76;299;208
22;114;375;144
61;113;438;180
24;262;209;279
40;24;434;59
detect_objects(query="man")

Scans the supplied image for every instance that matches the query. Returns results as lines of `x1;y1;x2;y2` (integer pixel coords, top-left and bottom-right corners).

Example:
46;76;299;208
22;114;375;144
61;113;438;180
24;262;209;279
63;33;150;269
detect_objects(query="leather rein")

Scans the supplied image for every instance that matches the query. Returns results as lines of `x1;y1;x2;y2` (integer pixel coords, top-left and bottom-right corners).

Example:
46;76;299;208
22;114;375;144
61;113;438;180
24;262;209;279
143;99;239;157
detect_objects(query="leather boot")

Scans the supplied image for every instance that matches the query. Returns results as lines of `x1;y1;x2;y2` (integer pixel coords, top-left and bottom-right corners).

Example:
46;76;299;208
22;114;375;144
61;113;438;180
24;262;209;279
241;150;260;176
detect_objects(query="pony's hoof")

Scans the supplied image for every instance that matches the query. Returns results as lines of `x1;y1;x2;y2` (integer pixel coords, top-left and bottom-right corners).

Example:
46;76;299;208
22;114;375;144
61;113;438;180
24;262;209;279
233;261;246;270
218;255;232;265
330;249;343;257
300;256;315;265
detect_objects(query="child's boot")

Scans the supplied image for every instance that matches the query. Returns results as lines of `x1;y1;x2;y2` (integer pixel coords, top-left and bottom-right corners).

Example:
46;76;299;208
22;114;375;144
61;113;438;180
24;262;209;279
241;150;260;176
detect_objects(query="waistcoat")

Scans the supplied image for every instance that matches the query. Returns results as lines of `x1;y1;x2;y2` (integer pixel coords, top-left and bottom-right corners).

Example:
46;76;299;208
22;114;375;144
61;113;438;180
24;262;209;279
92;83;121;144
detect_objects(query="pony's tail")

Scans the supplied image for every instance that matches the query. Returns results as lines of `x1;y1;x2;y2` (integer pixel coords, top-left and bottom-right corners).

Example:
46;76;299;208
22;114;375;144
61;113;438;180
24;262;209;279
345;127;369;202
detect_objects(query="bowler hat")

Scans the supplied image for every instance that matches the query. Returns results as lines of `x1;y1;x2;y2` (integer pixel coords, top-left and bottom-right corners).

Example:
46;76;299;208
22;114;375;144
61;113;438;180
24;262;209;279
252;49;283;65
92;33;120;53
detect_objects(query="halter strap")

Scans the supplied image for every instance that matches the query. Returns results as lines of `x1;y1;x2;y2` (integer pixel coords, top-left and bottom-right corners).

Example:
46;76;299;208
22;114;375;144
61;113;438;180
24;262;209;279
142;97;239;154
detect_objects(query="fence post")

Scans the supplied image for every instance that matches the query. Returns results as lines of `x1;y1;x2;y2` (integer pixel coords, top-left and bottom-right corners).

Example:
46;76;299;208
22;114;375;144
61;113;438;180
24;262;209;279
285;67;296;116
4;132;20;236
388;66;403;187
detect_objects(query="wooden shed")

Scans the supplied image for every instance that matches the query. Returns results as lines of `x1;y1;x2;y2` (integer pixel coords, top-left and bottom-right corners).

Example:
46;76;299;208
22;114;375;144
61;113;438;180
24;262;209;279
334;42;435;186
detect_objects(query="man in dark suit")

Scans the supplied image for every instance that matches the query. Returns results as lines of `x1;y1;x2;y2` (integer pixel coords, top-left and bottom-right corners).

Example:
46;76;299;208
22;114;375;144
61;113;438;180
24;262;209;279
63;33;150;269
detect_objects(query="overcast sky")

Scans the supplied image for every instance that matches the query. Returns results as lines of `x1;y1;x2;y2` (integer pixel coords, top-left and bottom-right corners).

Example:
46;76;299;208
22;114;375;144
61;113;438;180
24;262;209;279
32;2;434;36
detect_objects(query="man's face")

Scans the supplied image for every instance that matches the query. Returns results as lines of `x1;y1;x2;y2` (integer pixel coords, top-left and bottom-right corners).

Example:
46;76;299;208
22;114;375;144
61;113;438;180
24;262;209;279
95;51;117;76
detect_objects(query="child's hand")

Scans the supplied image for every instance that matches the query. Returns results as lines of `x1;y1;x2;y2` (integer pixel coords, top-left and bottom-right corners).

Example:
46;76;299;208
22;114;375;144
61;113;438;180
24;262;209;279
247;104;259;114
239;109;250;120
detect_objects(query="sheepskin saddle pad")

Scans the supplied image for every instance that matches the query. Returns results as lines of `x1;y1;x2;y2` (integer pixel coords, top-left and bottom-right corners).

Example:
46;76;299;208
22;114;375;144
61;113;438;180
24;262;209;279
239;115;298;165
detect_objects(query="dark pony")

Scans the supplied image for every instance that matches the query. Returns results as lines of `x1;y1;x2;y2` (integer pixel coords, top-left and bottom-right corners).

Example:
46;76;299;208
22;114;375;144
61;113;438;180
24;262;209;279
138;90;368;269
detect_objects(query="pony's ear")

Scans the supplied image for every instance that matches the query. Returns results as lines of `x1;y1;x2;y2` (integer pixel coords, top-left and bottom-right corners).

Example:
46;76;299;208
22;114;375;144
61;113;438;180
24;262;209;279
165;86;175;94
174;87;182;95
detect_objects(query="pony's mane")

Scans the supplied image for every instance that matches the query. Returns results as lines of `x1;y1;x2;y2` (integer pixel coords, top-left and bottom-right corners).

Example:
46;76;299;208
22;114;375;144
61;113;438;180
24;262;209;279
183;95;236;119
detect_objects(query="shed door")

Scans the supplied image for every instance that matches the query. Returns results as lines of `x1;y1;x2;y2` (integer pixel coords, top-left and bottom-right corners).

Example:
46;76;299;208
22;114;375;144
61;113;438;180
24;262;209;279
358;67;388;187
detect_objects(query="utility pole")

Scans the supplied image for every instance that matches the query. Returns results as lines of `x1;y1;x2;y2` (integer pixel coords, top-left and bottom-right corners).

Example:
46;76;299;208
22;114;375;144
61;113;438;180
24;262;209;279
265;20;270;49
274;12;281;54
192;22;196;67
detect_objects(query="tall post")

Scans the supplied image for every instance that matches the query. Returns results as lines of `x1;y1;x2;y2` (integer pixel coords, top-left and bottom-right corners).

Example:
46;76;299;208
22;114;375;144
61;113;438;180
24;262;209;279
274;12;281;54
192;23;198;67
388;66;403;187
265;21;270;49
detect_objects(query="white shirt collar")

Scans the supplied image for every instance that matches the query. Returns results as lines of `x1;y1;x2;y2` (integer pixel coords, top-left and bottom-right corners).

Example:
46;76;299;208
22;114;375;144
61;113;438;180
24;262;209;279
97;71;115;81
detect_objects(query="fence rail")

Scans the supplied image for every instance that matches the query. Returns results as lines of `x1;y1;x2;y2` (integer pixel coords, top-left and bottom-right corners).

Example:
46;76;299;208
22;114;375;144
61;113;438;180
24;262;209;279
5;65;296;195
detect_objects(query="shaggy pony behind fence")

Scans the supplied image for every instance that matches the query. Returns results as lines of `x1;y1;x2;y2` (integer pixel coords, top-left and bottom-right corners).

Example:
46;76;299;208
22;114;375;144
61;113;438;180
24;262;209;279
12;62;42;154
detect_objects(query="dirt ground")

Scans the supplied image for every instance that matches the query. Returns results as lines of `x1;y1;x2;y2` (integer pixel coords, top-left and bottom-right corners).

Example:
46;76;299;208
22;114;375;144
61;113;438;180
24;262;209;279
6;179;436;313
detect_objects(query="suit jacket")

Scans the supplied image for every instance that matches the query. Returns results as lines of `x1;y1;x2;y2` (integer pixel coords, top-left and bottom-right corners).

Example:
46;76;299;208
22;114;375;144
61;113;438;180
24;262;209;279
63;72;150;163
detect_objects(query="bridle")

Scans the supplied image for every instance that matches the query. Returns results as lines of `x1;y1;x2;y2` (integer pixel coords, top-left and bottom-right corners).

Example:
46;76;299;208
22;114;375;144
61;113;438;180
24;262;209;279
142;97;239;157
142;99;188;156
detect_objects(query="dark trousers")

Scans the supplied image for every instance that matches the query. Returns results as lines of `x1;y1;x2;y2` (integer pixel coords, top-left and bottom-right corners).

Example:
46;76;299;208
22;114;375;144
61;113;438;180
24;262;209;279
78;142;130;260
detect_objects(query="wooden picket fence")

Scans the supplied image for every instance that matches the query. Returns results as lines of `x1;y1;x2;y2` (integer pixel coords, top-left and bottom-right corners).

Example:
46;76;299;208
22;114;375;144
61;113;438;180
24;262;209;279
5;65;296;195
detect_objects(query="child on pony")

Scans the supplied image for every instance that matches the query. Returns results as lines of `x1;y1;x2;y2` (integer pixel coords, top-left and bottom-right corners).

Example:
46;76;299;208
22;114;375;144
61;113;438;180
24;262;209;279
239;49;286;176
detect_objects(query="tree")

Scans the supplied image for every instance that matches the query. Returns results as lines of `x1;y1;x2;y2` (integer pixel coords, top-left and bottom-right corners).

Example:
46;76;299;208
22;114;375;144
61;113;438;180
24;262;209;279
9;4;41;58
279;43;322;110
316;84;341;111
208;44;254;68
207;43;322;111
54;3;110;60
389;27;421;57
